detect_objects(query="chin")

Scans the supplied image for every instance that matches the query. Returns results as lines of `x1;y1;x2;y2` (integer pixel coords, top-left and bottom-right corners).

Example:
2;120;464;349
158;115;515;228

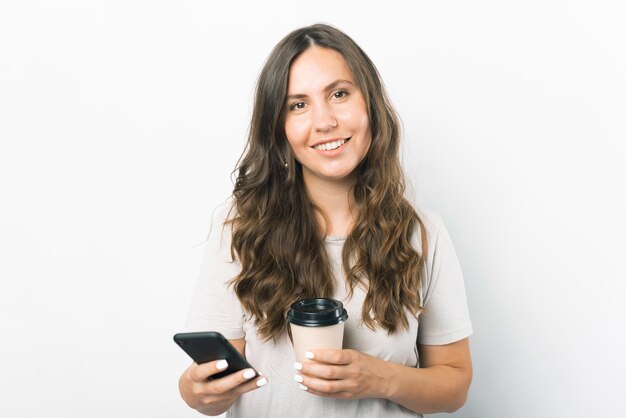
302;164;358;184
321;170;357;182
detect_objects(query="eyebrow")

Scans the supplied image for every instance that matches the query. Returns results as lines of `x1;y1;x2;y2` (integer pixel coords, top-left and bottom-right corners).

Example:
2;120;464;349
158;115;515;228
286;79;354;101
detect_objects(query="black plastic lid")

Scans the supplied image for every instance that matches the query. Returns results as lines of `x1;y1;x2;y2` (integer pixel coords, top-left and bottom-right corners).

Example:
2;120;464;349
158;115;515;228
287;298;348;327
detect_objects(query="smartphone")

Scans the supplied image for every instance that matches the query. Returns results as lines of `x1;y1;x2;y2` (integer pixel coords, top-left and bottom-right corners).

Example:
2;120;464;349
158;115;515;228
173;331;258;380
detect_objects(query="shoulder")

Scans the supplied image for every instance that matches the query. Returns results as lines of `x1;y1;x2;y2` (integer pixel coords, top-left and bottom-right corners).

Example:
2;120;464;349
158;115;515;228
211;197;236;224
407;201;459;291
408;200;445;252
413;203;444;235
203;197;238;255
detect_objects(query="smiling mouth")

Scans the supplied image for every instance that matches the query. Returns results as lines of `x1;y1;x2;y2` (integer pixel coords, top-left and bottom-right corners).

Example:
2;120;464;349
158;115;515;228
312;137;351;151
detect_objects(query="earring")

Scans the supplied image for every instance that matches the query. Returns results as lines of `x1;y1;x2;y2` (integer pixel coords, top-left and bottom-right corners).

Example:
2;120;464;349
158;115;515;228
284;161;288;168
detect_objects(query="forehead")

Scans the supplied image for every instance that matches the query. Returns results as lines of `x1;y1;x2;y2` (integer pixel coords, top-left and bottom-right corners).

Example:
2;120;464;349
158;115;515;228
287;46;354;93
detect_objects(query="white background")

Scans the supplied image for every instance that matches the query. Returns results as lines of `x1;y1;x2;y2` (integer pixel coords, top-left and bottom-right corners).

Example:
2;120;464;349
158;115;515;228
1;1;625;417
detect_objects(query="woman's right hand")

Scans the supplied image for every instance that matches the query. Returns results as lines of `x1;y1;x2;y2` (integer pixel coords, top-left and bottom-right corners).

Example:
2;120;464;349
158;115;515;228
179;360;268;416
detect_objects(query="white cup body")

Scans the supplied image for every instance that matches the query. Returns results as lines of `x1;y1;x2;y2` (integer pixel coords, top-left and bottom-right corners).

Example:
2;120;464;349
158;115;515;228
290;322;345;363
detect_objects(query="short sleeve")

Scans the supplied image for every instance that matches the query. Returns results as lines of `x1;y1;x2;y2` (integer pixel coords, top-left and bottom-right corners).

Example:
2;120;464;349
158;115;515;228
417;216;473;345
185;201;246;340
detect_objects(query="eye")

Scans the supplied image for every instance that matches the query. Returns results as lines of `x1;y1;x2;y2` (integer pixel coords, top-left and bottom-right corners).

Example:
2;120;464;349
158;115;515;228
289;102;306;111
332;90;349;100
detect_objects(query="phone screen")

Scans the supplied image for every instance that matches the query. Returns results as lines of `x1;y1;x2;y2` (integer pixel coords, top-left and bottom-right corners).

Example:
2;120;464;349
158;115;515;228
173;331;258;379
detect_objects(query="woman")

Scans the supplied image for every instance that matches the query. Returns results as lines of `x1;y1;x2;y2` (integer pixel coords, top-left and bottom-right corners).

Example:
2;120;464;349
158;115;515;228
179;23;473;417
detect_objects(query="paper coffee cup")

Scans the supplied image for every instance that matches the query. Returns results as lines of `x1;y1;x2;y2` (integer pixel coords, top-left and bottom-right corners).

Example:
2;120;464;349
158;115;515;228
287;298;348;363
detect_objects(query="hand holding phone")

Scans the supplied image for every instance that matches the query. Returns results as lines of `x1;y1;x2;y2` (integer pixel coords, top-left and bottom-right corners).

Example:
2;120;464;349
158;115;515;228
175;331;267;414
174;331;259;379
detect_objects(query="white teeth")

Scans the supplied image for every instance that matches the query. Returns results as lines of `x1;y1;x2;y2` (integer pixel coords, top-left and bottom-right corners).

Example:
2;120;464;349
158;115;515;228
314;138;347;151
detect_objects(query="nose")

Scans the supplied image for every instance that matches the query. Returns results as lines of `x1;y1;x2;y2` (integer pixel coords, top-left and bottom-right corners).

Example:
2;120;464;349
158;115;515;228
313;102;338;132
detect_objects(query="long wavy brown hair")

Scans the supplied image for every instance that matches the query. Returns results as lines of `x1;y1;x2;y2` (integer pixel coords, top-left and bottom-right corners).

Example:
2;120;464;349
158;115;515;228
226;23;428;341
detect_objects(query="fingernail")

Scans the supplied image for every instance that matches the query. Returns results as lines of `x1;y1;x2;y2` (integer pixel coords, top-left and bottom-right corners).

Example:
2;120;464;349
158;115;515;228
294;374;303;383
304;351;315;359
216;360;228;370
294;362;302;370
299;383;308;391
256;377;268;387
243;369;256;379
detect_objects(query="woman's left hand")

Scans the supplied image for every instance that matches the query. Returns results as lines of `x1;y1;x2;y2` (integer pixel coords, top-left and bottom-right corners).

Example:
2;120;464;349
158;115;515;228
293;349;393;400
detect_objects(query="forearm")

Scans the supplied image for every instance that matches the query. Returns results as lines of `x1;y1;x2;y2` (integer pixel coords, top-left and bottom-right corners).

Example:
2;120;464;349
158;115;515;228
381;362;471;414
178;374;235;416
195;401;234;417
181;392;235;416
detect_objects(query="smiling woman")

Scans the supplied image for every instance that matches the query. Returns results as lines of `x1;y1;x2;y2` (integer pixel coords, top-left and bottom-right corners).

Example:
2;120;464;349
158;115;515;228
178;23;473;418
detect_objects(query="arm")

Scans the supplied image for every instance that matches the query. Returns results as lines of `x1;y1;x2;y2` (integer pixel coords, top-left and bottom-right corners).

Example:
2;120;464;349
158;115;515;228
385;338;472;413
295;337;472;414
229;338;246;356
181;204;261;414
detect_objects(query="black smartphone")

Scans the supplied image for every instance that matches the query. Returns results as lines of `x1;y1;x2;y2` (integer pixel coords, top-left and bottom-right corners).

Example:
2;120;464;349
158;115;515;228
173;331;258;380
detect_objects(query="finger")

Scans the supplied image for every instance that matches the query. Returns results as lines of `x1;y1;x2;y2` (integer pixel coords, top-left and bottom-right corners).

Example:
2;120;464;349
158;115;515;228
204;368;261;395
298;362;347;380
189;360;231;382
305;349;352;365
294;372;347;395
229;375;268;397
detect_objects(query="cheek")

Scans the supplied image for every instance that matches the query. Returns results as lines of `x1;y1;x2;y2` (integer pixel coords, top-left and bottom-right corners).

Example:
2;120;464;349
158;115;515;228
357;111;372;153
359;112;370;135
340;102;370;134
348;108;370;145
284;116;309;147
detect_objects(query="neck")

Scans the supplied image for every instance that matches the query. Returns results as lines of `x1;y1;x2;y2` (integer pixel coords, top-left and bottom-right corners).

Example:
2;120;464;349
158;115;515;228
303;172;356;237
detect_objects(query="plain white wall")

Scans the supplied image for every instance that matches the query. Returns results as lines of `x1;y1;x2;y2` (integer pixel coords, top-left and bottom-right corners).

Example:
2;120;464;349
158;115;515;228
1;1;624;417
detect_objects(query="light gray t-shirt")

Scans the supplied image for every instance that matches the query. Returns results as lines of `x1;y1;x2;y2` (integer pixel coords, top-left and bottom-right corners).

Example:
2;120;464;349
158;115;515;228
186;200;473;418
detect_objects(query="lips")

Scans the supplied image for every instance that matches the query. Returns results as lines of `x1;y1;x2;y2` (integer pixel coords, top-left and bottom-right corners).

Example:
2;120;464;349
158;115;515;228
311;137;351;151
